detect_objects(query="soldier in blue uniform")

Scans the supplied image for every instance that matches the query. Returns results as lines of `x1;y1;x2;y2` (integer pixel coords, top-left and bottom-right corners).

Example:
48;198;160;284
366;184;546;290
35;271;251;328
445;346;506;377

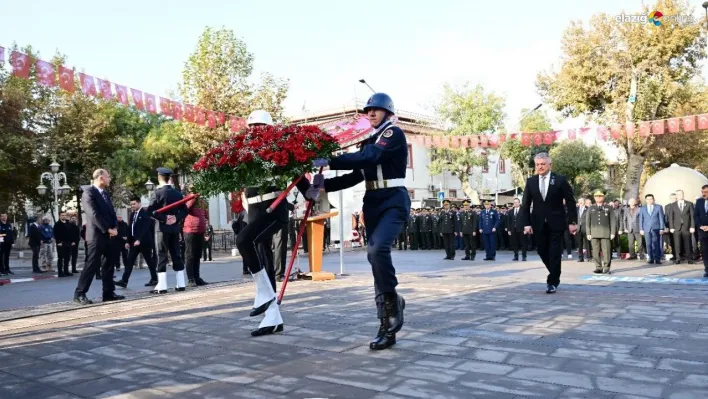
478;200;500;260
298;93;409;351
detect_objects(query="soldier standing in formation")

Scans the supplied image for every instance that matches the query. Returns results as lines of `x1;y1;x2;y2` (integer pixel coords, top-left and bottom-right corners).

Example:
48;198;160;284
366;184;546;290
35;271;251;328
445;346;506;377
460;201;478;260
479;200;500;261
407;209;418;250
585;191;617;274
431;209;440;249
397;215;408;250
439;200;456;260
419;209;431;250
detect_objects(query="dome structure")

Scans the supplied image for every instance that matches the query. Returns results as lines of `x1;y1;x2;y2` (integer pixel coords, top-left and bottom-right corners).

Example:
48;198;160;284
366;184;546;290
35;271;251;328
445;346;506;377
641;163;708;205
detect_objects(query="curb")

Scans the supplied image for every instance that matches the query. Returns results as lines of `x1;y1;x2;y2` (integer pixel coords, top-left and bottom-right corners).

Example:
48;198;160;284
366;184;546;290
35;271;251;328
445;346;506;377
0;274;58;286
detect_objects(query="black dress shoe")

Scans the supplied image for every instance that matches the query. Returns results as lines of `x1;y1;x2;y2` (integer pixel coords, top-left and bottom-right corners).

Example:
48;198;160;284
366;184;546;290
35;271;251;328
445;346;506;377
114;280;127;288
546;284;556;294
461;256;470;260
58;273;66;278
196;278;209;286
250;298;275;317
578;258;585;262
103;294;125;302
648;260;655;264
175;287;186;292
703;272;708;278
370;318;396;350
251;324;284;337
513;257;519;261
151;289;168;294
522;257;527;261
593;269;603;274
688;260;696;264
656;260;663;265
144;280;157;287
73;295;93;305
602;268;611;274
384;293;405;334
674;260;681;265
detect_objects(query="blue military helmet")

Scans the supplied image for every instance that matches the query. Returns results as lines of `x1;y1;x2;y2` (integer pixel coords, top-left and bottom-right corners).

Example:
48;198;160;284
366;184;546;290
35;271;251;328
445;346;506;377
363;93;395;115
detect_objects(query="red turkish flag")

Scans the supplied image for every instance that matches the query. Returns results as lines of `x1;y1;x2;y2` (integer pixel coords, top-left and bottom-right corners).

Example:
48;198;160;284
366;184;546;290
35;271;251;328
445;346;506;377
58;66;74;92
532;132;543;146
206;111;216;128
217;112;225;126
479;135;488;148
595;126;607;141
79;73;97;96
97;79;112;100
172;103;183;121
449;136;460;148
469;136;478;148
35;60;55;86
567;129;577;140
229;115;245;132
638;121;650;137
697;114;708;130
145;94;157;114
489;135;499;148
543;131;554;145
625;122;635;138
114;84;129;105
433;136;442;147
610;124;622;139
196;108;206;125
0;47;5;64
184;105;195;122
667;118;680;133
10;51;30;78
498;134;507;144
651;120;664;135
682;116;696;132
440;136;449;148
131;89;144;110
520;133;530;146
159;97;172;116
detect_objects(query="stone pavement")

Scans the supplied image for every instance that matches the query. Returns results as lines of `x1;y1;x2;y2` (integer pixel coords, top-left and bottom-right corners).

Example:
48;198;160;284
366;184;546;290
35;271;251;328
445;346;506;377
2;250;708;398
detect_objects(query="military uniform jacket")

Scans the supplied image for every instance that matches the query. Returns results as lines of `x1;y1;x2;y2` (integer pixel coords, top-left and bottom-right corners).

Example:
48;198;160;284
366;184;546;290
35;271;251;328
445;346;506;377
147;184;187;233
431;214;440;234
419;214;431;233
407;214;418;233
585;204;617;239
460;210;478;234
0;222;13;245
478;209;500;234
439;210;456;234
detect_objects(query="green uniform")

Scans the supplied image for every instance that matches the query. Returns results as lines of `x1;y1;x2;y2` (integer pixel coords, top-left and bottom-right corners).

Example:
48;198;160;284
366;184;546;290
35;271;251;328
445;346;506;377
460;210;478;260
439;209;456;259
585;204;618;272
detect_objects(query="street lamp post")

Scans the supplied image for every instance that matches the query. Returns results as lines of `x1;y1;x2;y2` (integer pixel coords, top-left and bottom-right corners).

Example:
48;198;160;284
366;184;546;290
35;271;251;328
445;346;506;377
703;2;708;32
145;178;158;251
36;161;71;258
358;79;376;94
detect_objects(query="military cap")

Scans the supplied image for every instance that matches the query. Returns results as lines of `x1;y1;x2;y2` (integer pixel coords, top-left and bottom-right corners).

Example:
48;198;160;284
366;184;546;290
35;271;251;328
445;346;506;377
462;200;470;206
443;199;451;204
156;167;173;177
484;200;492;204
593;190;605;197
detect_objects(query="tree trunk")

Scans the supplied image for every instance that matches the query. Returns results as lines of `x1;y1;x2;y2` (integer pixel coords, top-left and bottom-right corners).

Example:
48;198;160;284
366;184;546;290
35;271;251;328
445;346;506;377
460;173;481;205
624;145;645;201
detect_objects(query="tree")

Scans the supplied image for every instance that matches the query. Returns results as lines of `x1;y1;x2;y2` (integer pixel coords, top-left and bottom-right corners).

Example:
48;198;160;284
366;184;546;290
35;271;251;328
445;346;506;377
537;0;707;200
500;108;555;187
429;83;505;201
179;27;289;155
550;140;607;197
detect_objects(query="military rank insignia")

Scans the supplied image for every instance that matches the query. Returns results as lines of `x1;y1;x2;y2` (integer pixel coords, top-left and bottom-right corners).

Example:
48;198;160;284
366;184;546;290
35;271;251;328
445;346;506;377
383;129;393;138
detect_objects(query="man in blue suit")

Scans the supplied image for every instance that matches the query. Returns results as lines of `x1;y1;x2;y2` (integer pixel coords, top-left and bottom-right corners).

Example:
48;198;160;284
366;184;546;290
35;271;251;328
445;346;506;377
639;194;665;264
693;185;708;277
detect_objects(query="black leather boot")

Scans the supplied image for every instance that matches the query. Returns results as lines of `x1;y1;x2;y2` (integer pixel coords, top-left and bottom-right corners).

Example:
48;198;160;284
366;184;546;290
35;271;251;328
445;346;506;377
369;318;396;350
384;293;405;334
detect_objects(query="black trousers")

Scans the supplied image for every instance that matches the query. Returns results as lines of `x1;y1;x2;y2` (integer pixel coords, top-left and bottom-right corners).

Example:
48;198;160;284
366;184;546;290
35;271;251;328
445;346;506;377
31;244;40;271
120;241;158;283
509;231;527;258
442;233;455;258
70;244;79;272
272;225;287;278
236;197;287;292
75;234;117;297
0;242;11;273
700;234;708;272
203;238;212;261
563;230;574;255
407;231;418;250
672;229;693;262
56;243;71;275
420;232;431;249
113;241;128;269
536;223;564;287
157;231;184;272
462;233;476;258
184;233;204;281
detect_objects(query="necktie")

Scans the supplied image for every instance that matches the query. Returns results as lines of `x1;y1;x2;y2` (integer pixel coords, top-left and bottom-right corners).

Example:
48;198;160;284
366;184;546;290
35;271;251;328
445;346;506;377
680;201;684;211
540;176;547;200
132;211;138;236
515;208;518;217
101;190;112;207
649;205;653;214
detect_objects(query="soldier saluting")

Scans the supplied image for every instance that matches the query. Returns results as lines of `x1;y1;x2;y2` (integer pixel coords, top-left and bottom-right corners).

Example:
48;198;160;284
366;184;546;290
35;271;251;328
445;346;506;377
585;191;617;274
460;201;478;260
439;199;456;260
147;167;188;293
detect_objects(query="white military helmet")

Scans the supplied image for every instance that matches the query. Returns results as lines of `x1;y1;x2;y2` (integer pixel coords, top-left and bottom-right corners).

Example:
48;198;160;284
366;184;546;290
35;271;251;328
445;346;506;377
246;110;274;127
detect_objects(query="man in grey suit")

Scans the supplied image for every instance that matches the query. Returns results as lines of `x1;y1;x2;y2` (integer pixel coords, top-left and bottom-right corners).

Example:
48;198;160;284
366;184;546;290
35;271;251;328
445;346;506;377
666;189;695;264
639;194;665;264
622;198;645;260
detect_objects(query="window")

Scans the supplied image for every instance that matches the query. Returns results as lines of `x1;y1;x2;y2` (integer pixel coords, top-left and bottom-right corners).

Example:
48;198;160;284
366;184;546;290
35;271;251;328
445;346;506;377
449;189;457;198
408;189;415;199
482;160;489;173
407;144;413;168
499;159;506;174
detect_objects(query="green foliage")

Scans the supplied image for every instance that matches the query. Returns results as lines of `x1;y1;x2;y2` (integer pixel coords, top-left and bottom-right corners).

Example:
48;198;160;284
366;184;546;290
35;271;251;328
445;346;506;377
550;140;607;197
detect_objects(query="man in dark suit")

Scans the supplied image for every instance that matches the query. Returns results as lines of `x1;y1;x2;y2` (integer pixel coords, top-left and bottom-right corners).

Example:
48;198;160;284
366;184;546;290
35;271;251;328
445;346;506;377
116;196;158;288
506;198;527;261
576;198;590;262
28;217;43;273
519;152;577;294
115;216;129;271
0;213;14;275
53;211;72;277
693;185;708;277
666;189;695;264
69;216;81;274
73;169;125;305
147;167;187;294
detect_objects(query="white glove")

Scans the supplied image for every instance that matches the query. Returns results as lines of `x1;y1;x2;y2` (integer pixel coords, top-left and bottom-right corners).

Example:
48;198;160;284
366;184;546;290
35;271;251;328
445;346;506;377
587;235;592;240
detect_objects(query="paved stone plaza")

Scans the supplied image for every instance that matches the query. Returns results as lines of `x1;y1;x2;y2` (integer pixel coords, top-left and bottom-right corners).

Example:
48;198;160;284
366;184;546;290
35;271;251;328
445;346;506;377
1;250;708;398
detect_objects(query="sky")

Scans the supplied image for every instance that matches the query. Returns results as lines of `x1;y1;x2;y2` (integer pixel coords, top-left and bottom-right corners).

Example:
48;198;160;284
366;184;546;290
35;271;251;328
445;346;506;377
2;0;706;131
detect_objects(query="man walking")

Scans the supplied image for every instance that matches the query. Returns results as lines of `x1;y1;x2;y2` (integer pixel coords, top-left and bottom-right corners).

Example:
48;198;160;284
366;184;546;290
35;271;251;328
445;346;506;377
519;153;577;294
